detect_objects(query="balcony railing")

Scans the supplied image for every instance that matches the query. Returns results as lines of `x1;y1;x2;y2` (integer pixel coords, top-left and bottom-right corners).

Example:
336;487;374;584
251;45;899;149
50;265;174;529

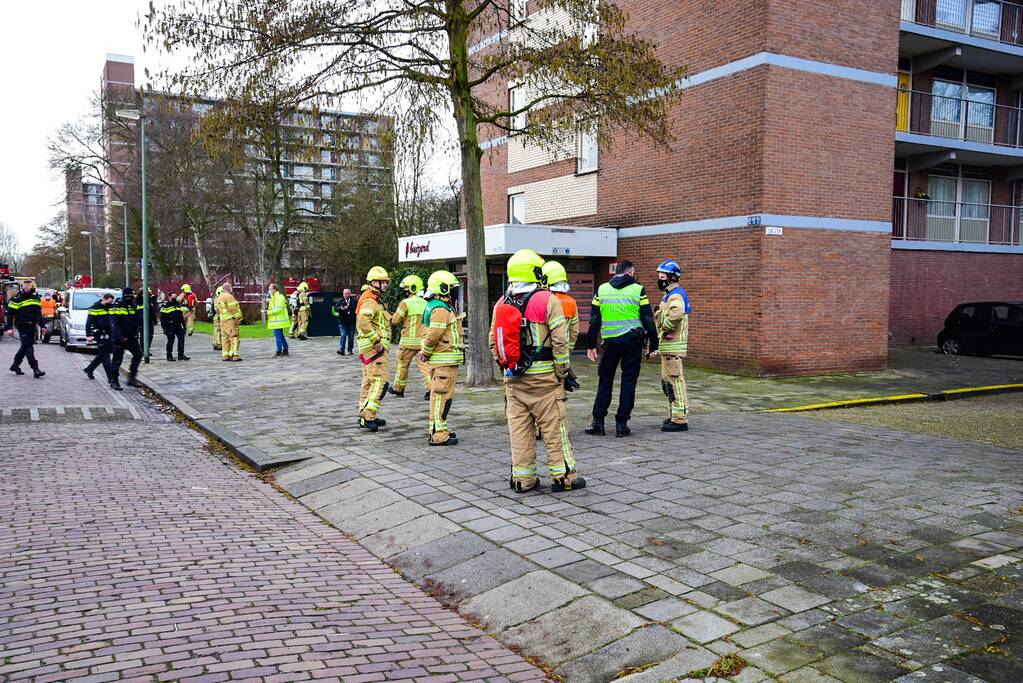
893;196;1022;244
902;0;1023;47
896;89;1023;147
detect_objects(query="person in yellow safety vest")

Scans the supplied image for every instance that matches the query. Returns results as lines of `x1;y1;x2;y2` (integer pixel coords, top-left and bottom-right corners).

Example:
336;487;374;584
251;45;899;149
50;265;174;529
180;283;197;335
419;270;463;446
389;274;429;398
356;266;391;432
215;283;243;361
211;286;224;350
266;283;291;357
652;259;692;432
291;281;312;340
490;249;585;493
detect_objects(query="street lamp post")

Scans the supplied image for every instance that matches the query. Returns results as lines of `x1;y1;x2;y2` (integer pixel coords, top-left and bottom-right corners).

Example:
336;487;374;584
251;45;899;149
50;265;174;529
116;106;150;362
110;200;129;287
80;231;94;284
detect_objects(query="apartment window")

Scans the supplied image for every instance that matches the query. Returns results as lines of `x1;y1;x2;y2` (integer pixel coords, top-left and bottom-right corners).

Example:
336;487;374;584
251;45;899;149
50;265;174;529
322;183;332;198
511;0;527;24
577;124;599;173
508;193;525;224
926;170;990;242
508;86;527;132
321;150;333;164
293;165;314;178
322;166;336;181
930;79;995;143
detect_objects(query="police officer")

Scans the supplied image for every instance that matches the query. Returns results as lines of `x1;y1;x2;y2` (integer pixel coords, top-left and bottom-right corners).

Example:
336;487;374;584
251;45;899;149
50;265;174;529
585;260;658;437
161;293;189;362
111;287;143;387
4;280;45;378
420;271;463;446
356;266;391;432
652;260;692;431
84;292;117;388
389;274;428;398
293;281;311;340
490;249;584;493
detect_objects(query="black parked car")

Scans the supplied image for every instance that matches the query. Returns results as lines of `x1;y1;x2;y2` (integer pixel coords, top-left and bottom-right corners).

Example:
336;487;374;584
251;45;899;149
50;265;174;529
937;302;1023;356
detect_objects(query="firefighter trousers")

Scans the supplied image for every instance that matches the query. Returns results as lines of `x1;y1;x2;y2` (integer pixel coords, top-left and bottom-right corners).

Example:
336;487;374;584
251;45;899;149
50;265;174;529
394;346;428;391
295;309;310;338
359;352;390;421
428;365;457;444
506;372;578;488
660;354;689;424
212;315;222;349
220;318;241;359
185;310;195;334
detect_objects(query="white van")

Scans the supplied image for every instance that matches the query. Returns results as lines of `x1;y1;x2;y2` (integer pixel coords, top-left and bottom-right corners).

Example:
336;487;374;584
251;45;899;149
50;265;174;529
59;288;121;351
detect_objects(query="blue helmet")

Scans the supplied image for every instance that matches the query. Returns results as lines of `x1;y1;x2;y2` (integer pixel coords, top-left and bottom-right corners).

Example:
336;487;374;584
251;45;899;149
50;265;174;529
656;259;682;278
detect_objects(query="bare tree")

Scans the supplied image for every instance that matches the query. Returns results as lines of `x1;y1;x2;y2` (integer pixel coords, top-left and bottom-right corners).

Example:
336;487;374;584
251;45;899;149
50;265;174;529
143;0;680;386
0;222;25;273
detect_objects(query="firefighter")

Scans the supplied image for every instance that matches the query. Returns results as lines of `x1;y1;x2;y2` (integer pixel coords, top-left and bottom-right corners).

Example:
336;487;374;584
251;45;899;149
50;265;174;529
210;286;224;350
84;292;117;388
420;271;463;446
40;292;58;342
490;249;584;493
293;281;312;340
585;260;659;437
653;260;692;431
542;261;580;350
180;284;197;335
356;266;391;432
389;274;429;398
160;293;189;362
4;280;45;378
110;287;143;387
216;284;243;361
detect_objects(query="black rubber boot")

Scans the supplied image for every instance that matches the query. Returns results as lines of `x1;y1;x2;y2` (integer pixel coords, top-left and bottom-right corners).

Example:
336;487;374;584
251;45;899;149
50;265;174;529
510;478;539;493
109;381;123;391
374;418;387;427
84;368;94;380
179;355;190;361
389;387;405;398
167;355;176;362
584;418;605;436
430;434;459;446
358;417;379;432
423;391;431;401
661;422;689;432
552;476;587;492
9;365;24;376
127;375;140;387
33;368;45;379
615;421;631;438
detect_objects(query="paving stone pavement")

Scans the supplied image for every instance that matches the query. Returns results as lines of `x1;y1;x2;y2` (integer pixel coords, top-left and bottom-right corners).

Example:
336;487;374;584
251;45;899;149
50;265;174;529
0;342;546;682
131;335;1023;682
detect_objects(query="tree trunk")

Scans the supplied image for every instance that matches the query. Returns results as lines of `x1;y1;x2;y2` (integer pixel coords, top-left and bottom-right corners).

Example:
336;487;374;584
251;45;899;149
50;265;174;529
450;28;494;388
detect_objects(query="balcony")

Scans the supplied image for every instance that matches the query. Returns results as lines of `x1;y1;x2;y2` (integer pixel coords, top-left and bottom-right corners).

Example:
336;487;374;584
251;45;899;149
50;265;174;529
903;0;1023;45
895;88;1023;165
893;196;1021;245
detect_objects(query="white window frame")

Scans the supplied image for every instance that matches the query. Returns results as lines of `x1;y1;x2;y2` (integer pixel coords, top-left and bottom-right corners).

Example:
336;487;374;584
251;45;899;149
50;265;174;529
511;0;528;25
508;193;525;224
508;85;527;133
582;0;599;47
577;124;599;174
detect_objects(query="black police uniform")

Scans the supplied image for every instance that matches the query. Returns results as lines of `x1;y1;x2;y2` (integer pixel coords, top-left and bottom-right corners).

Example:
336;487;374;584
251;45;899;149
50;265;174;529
111;289;143;385
84;299;116;385
5;288;44;377
160;300;188;361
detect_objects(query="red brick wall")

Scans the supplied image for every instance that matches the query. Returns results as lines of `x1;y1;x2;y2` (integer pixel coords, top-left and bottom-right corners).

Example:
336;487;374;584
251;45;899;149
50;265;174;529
890;249;1023;344
619;227;889;376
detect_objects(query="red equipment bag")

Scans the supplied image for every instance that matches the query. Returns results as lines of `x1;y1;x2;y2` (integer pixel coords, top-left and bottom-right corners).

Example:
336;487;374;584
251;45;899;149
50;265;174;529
492;290;551;376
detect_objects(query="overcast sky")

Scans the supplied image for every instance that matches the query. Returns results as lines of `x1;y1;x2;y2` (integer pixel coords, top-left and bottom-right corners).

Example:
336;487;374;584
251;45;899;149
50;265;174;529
0;1;159;252
0;2;459;257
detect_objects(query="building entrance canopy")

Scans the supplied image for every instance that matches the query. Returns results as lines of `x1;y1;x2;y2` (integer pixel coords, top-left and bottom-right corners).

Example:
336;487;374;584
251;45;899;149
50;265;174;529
398;223;617;263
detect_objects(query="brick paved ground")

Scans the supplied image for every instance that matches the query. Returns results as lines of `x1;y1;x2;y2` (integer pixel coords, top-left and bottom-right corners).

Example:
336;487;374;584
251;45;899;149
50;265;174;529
0;343;546;682
134;335;1023;682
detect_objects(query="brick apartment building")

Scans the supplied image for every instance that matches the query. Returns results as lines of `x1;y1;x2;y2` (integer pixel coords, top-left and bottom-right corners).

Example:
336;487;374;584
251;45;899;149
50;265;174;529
400;0;1023;376
95;54;392;285
65;165;106;262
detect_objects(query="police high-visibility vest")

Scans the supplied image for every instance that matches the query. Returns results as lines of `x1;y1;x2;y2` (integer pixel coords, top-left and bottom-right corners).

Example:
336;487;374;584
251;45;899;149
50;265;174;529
594;281;645;339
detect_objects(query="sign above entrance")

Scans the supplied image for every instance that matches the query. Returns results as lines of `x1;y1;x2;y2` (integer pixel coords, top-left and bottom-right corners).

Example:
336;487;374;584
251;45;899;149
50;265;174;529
398;224;618;263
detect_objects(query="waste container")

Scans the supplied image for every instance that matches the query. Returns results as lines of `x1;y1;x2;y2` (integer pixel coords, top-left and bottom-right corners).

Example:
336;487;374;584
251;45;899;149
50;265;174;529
307;291;342;337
